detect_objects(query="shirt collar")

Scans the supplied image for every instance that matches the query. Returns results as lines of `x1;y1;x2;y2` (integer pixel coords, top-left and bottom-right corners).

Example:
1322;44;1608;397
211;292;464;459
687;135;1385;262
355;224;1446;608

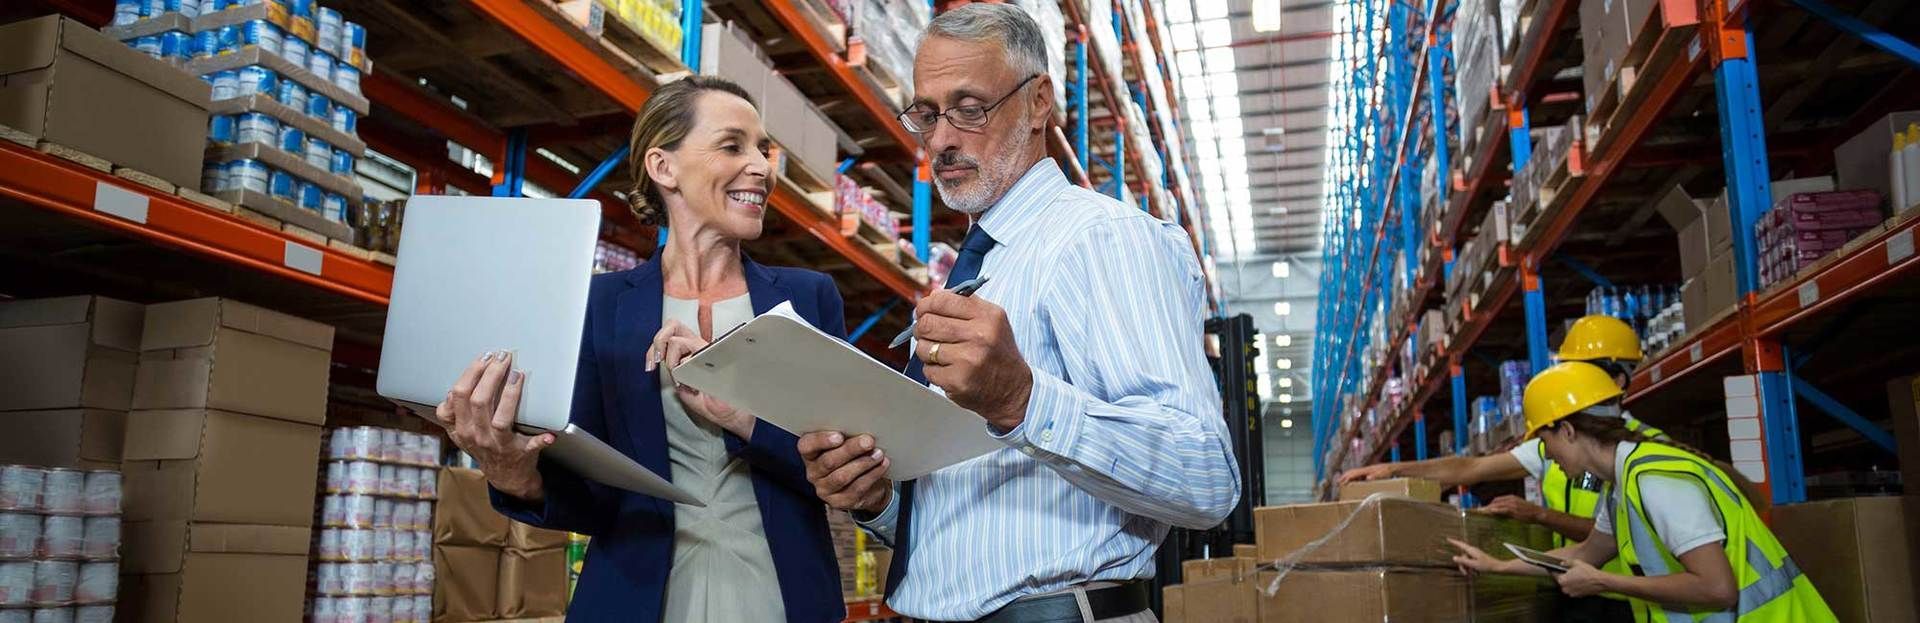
974;158;1070;248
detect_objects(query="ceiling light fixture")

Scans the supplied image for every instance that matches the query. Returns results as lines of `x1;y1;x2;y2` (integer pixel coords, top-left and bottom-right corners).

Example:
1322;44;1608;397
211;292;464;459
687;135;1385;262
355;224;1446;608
1251;0;1283;32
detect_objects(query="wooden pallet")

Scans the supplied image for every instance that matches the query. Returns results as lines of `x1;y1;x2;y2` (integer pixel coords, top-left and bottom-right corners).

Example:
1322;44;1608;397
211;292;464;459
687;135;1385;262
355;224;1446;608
1457;92;1504;178
846;38;910;110
1582;0;1701;157
794;0;849;53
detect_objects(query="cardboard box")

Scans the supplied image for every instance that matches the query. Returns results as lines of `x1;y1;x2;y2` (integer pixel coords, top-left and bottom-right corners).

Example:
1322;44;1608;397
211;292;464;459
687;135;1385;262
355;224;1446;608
1233;543;1258;559
1257;568;1465;623
133;298;333;425
506;521;568;551
760;76;810;157
1183;568;1259;623
435;545;501;622
1701;252;1736;317
798;109;839;179
699;22;770;105
1892;375;1920;582
1253;499;1461;566
0;16;212;188
1339;477;1443;503
119;521;310;623
122;408;322;525
1833;111;1920;204
437;467;510;547
0;295;143;412
1162;584;1186;623
1463;512;1553;558
1681;274;1708;331
497;547;568;618
0;409;125;469
1653;185;1716;277
1773;497;1916;623
1181;556;1258;583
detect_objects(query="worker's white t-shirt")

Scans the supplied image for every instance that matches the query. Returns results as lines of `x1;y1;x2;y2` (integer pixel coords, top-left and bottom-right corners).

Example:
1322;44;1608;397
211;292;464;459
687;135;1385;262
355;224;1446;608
1591;442;1728;558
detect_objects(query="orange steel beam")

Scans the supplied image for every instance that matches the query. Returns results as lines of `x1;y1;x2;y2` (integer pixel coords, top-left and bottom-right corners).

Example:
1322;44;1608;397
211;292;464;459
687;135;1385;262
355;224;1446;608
0;141;393;304
759;0;918;150
464;0;652;112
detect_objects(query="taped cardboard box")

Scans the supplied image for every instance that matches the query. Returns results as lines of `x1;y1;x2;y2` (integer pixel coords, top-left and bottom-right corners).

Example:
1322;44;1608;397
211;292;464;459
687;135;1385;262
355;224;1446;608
122;408;322;526
118;521;310;623
1232;543;1258;559
133;298;334;426
1774;497;1917;623
1181;558;1259;623
435;544;501;623
0;295;143;412
506;520;568;551
0;409;125;469
1161;584;1186;623
437;467;510;548
0;15;212;188
1255;568;1550;623
497;547;568;618
1338;477;1443;503
1253;498;1462;567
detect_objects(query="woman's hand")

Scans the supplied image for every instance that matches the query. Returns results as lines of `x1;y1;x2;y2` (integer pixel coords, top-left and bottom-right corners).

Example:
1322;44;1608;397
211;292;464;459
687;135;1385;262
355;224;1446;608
648;320;755;439
1446;538;1530;577
1555;559;1613;597
437;351;556;501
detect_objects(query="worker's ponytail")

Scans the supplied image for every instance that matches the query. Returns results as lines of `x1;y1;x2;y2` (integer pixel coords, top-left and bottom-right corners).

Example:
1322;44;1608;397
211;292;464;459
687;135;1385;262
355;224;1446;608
1556;413;1771;513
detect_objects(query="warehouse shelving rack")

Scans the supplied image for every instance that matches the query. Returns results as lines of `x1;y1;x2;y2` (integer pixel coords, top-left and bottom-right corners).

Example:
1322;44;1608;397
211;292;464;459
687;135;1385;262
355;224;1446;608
1313;0;1920;506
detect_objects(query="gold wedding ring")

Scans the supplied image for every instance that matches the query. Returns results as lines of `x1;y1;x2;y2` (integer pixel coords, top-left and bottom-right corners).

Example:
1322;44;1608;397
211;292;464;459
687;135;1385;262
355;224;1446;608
928;342;942;366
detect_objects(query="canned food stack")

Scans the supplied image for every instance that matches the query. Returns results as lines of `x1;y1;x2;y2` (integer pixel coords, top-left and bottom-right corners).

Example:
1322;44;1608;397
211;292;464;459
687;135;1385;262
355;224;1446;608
105;0;371;243
310;427;442;623
0;466;124;623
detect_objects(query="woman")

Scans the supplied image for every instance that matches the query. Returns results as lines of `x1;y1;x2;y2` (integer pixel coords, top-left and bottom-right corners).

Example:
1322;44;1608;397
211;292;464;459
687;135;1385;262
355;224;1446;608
435;76;857;623
1448;362;1833;622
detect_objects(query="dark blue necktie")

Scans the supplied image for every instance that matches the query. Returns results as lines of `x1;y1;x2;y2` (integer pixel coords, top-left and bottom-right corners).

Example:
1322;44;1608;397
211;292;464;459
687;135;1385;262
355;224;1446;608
887;223;995;595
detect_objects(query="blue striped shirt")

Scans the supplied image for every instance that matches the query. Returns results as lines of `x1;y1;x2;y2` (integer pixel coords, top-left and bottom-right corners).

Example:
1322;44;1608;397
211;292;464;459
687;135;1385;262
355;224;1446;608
858;159;1241;619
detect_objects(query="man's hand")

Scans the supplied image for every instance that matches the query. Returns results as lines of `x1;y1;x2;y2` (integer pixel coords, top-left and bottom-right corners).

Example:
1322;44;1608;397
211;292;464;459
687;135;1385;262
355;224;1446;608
1336;463;1396;485
1555;559;1612;597
798;431;893;514
1480;495;1546;523
912;290;1032;431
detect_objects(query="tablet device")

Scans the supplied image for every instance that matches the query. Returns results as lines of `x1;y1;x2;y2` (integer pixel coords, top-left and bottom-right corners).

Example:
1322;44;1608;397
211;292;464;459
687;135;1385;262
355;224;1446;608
1504;543;1573;573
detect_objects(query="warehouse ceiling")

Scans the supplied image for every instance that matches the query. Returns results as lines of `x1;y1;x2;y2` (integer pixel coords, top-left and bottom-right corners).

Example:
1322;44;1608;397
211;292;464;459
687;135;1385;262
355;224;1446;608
1168;0;1333;417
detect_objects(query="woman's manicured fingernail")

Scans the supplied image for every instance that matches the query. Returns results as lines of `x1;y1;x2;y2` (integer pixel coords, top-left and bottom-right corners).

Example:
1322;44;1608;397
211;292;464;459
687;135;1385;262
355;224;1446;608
482;351;495;361
509;370;523;384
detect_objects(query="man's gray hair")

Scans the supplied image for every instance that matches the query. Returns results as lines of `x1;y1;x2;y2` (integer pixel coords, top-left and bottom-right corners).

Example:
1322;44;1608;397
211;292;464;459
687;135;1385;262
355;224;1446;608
922;3;1050;79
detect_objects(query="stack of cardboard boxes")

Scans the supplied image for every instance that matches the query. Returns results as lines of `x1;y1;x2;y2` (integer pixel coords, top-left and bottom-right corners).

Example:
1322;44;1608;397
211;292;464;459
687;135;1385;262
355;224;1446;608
432;468;568;622
1773;496;1916;623
119;297;336;622
1659;177;1835;332
0;296;144;470
699;22;841;182
1163;479;1556;622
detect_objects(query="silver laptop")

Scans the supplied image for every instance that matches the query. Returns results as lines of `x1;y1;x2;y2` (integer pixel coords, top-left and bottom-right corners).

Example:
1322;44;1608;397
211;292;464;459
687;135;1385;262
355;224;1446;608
376;195;700;506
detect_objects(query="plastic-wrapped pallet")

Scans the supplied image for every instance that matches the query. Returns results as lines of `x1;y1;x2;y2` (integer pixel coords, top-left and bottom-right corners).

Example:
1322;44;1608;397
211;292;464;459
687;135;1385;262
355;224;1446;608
851;0;928;94
1004;0;1068;116
1086;0;1125;93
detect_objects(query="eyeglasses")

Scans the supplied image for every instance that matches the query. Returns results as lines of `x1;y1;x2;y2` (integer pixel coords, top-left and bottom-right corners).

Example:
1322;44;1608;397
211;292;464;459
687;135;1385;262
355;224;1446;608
898;75;1041;134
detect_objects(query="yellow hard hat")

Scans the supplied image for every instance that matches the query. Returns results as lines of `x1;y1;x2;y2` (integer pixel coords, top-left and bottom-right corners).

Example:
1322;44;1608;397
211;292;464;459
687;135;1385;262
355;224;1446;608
1523;362;1624;438
1557;315;1643;363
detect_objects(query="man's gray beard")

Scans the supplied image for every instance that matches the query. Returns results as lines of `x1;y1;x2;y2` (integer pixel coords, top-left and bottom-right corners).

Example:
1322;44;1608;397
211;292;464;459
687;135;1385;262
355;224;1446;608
934;130;1033;215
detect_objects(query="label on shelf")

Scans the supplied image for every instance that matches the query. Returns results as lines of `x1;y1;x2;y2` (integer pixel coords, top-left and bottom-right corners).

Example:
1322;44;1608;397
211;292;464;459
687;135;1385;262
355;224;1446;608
1888;228;1914;264
1797;282;1819;309
93;181;150;224
1650;366;1663;384
1689;343;1703;363
285;240;324;275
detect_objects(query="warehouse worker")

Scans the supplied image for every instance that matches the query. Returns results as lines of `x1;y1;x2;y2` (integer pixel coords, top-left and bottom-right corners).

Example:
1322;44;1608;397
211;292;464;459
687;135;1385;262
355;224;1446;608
440;77;846;622
796;5;1239;622
1449;362;1835;622
1338;315;1663;545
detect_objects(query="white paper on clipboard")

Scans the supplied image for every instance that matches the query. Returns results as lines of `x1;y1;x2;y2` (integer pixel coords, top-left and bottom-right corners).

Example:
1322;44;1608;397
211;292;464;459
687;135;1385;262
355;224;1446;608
670;302;1002;480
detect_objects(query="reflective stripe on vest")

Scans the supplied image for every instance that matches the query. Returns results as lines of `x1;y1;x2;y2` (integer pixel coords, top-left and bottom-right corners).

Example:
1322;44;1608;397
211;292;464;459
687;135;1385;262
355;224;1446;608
1740;542;1804;614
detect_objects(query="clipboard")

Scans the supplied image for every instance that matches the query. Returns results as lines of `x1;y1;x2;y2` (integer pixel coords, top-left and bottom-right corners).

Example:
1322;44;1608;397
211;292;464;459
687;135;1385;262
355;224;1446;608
670;302;1003;480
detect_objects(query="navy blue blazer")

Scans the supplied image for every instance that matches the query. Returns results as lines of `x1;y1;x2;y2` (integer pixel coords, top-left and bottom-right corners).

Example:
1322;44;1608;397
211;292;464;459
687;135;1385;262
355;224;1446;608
490;253;847;623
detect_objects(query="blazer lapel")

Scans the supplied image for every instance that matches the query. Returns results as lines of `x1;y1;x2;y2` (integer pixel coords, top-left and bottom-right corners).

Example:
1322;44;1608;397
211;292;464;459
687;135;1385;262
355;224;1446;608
616;255;672;516
742;254;787;316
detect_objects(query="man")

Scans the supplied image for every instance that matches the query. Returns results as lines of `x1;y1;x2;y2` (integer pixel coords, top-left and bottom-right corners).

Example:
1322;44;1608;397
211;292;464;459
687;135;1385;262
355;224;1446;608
1340;314;1659;622
797;5;1240;622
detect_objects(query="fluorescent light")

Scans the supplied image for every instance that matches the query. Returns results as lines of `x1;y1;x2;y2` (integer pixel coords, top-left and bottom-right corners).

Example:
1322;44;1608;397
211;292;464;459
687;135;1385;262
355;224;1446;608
1171;23;1198;51
1167;0;1193;23
1271;262;1290;278
1204;48;1235;71
1195;0;1228;20
1252;0;1283;32
1177;51;1206;77
1277;358;1293;370
1213;96;1241;118
1278;393;1294;403
1280;418;1294;428
1274;302;1291;316
1278;376;1294;388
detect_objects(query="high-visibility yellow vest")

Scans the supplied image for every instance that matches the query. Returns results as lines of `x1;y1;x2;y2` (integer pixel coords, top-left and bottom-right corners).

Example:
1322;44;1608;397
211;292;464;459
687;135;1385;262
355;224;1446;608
1612;442;1836;623
1539;416;1667;545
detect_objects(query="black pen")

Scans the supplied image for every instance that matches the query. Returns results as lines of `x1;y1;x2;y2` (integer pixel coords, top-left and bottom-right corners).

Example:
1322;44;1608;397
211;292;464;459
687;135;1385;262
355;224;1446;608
888;275;992;348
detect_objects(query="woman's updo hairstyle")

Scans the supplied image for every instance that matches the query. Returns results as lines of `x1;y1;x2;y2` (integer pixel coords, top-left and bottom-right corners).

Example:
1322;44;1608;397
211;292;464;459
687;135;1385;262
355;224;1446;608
625;75;757;227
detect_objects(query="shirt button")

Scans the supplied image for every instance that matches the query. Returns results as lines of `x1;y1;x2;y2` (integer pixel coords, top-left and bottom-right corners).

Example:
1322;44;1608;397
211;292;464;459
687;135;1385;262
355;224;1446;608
1022;446;1036;456
1041;430;1054;442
